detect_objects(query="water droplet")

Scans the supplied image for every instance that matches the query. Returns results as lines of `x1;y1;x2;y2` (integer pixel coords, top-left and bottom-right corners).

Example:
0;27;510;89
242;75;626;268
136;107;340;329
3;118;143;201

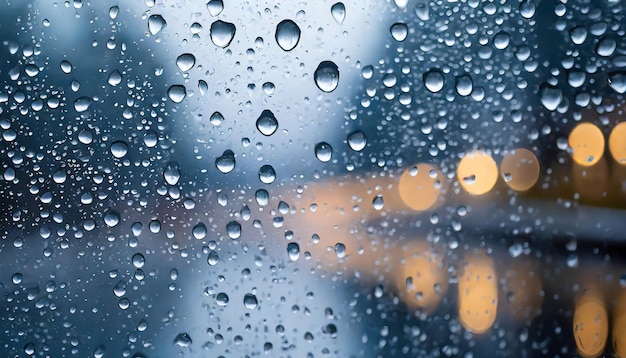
255;189;269;206
493;31;510;49
210;20;236;48
455;74;473;96
167;85;186;103
143;131;158;147
259;165;276;184
596;36;616;57
347;130;367;151
216;292;229;306
52;169;66;184
314;61;340;93
173;332;192;347
262;82;275;95
335;243;346;259
226;221;242;239
60;60;72;74
569;26;587;45
275;20;301;51
314;142;333;162
108;70;122;86
210;111;224;125
109;5;119;19
163;162;181;185
331;2;346;24
215;150;236;173
176;53;196;72
243;293;258;309
110;140;128;158
256;110;278;136
104;210;120;227
207;251;220;265
608;71;626;94
137;319;148;332
539;84;562;111
414;0;429;20
390;22;408;42
73;96;93;112
206;0;224;16
423;69;444;93
287;242;300;261
192;223;207;240
148;14;166;35
24;343;35;356
372;195;384;210
78;129;93;144
132;253;145;268
519;0;535;19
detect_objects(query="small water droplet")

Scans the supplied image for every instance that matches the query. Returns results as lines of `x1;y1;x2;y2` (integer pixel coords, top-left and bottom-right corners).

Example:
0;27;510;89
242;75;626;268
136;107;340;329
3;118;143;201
163;162;181;185
314;61;340;93
24;343;35;356
110;140;128;158
331;2;346;24
314;142;333;162
275;19;301;51
167;85;186;103
148;14;167;35
347;130;367;151
176;53;196;72
372;195;384;210
256;110;279;136
423;69;444;93
335;243;346;259
210;20;236;48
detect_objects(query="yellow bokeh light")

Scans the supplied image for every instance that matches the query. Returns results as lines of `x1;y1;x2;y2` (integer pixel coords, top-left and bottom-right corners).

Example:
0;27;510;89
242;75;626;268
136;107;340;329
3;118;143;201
500;148;540;191
457;151;498;195
398;164;444;211
572;158;608;201
573;290;608;358
458;252;498;334
502;261;543;321
568;123;605;167
396;241;448;313
613;291;626;357
609;122;626;165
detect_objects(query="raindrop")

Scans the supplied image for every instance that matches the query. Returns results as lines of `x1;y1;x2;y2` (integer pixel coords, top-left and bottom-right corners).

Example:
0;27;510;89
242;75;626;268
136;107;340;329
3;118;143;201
287;242;300;261
243;293;258;309
107;70;122;86
73;96;93;112
331;3;346;24
192;223;207;240
255;189;269;206
455;74;473;96
207;251;220;265
24;343;35;356
206;0;223;16
104;210;120;227
314;61;340;93
110;140;128;158
148;14;166;35
226;221;242;239
335;243;346;259
215;150;236;173
167;85;186;103
390;22;408;42
52;170;66;184
314;142;333;162
596;37;616;57
210;20;236;48
176;53;196;72
519;0;535;19
539;84;563;111
567;71;586;88
60;60;72;74
275;20;301;51
132;253;145;268
163;162;181;185
78;130;92;144
173;332;192;347
347;130;367;151
423;69;444;93
143;131;158;147
608;71;626;94
137;319;148;332
216;292;229;306
256;110;278;136
493;31;510;49
259;165;276;184
415;0;429;20
372;195;384;210
109;5;119;19
210;111;224;125
569;26;587;45
262;82;275;95
25;64;39;77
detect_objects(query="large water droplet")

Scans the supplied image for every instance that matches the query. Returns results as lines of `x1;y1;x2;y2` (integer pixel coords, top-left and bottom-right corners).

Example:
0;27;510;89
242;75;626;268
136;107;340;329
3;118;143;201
148;14;166;35
255;189;269;206
287;242;300;261
569;26;587;45
347;130;367;151
423;69;444;93
372;195;384;210
596;36;616;57
60;60;72;74
210;111;224;125
608;71;626;94
207;251;220;265
259;165;276;184
215;150;236;173
176;53;196;72
539;84;563;111
173;333;192;347
455;74;473;96
167;85;186;103
519;0;535;19
206;0;223;16
243;293;258;309
331;3;346;24
109;6;119;19
275;20;301;51
110;140;128;158
74;96;93;112
216;292;229;306
390;22;408;42
107;70;122;86
314;142;333;162
314;61;340;93
210;20;236;48
132;253;145;268
256;110;278;136
226;221;241;239
104;210;120;227
192;223;207;240
163;162;181;185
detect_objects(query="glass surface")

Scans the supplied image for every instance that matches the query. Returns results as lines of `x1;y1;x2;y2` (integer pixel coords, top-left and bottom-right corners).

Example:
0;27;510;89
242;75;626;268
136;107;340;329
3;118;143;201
1;1;626;357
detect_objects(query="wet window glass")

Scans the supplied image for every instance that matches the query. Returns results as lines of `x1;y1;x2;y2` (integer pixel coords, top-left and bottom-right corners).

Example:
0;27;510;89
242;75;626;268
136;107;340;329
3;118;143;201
2;0;626;357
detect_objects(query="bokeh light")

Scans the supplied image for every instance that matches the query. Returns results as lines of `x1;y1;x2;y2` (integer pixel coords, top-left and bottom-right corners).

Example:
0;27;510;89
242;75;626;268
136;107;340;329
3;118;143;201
609;122;626;165
458;252;498;334
573;289;608;358
613;291;626;357
398;164;444;211
500;148;540;191
457;150;498;195
568;123;604;167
